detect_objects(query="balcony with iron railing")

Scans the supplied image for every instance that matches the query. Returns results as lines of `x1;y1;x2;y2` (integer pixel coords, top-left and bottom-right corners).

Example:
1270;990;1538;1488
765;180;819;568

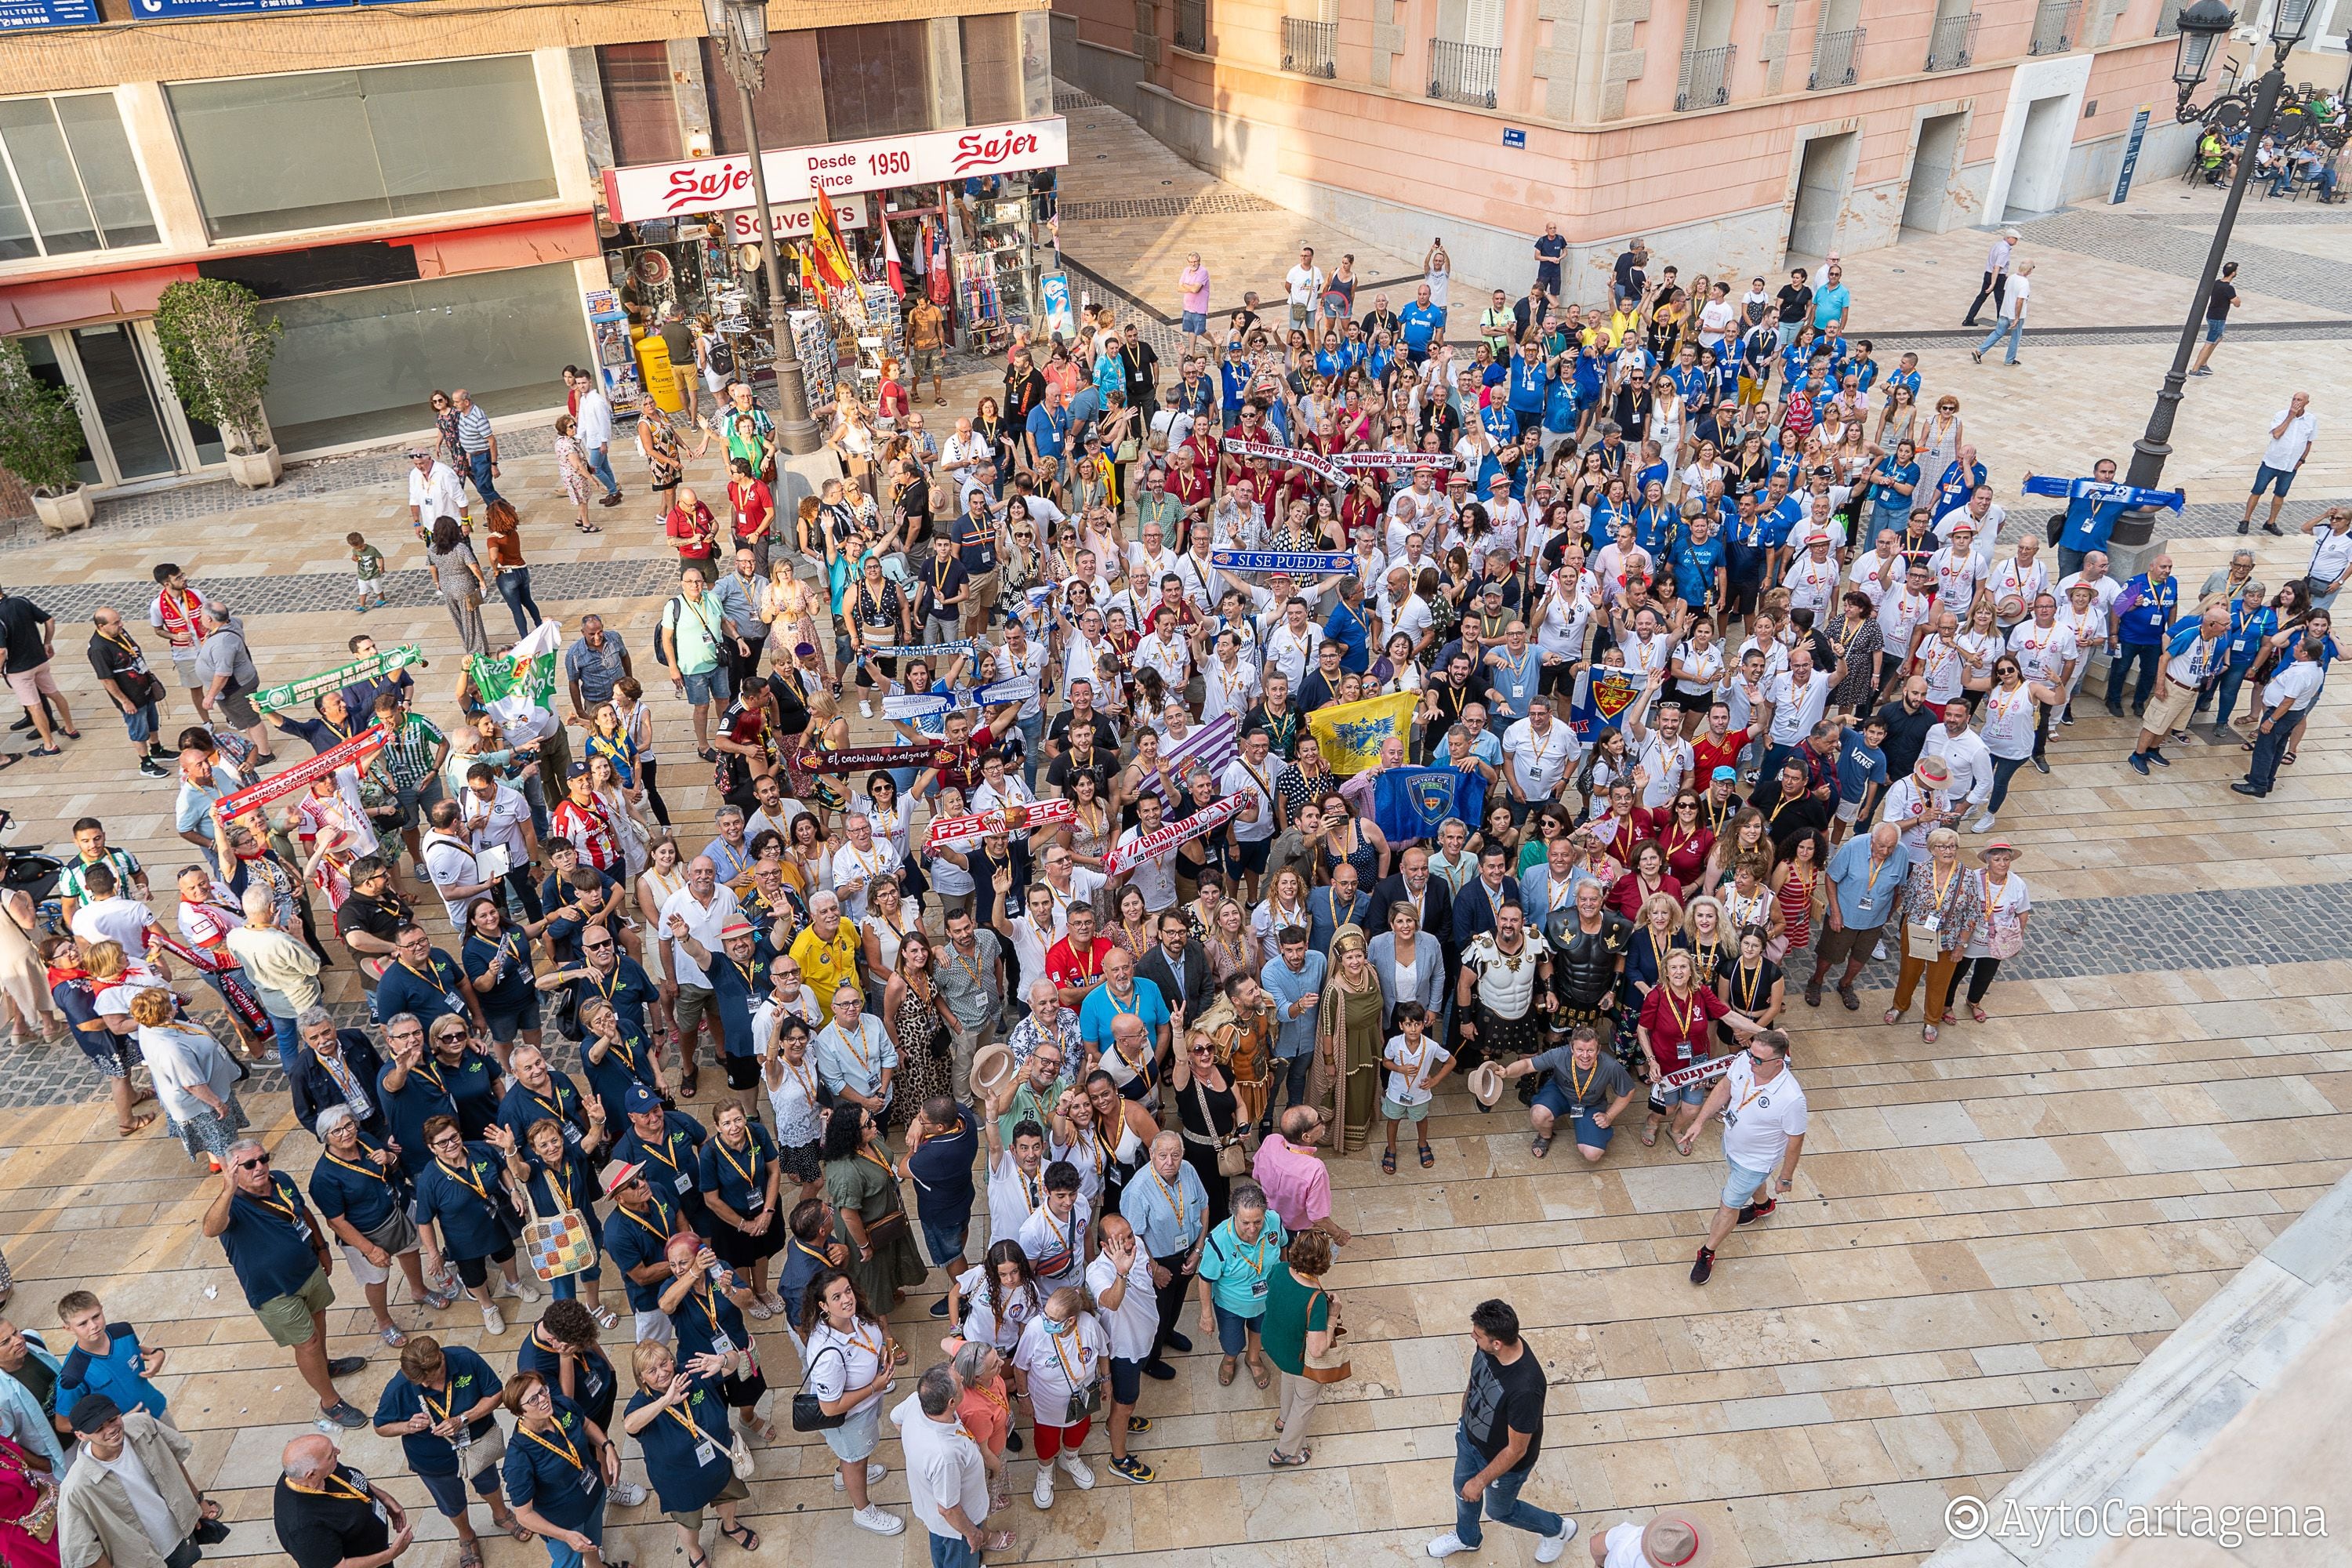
1174;0;1207;52
2028;0;2078;53
1808;26;1864;89
1675;44;1734;111
1924;11;1980;70
1281;16;1337;76
1428;38;1501;107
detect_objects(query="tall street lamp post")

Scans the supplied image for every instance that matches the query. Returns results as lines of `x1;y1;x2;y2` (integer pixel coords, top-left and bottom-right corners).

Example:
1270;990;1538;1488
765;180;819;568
2110;0;2320;554
700;0;822;455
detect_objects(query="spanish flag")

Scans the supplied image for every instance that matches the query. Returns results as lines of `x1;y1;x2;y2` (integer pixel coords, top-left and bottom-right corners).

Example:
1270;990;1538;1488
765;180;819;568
1308;690;1419;776
809;188;858;293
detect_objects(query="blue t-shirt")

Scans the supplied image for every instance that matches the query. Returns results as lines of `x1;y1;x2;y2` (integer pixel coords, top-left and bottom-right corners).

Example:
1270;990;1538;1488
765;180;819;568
1077;978;1171;1067
374;951;469;1030
905;1102;979;1226
1533;233;1566;287
414;1144;518;1261
1219;358;1251;411
1833;727;1888;805
615;1111;710;1225
219;1173;323;1308
307;1135;406;1235
1824;835;1912;930
1811;283;1850;328
1673;535;1726;605
541;869;625;966
2116;575;2180;644
1322;599;1373;673
501;1395;605;1531
1025;401;1070;460
462;931;534;1017
56;1325;168;1420
1399;301;1441;352
565;957;659;1044
517;1325;619;1431
706;943;773;1061
580;1023;663;1130
1508;356;1549;412
625;1380;735;1515
373;1346;503;1476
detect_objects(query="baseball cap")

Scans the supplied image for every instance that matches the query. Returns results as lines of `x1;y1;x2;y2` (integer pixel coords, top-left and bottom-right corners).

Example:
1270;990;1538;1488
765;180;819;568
567;761;591;779
1711;766;1737;782
69;1395;122;1434
623;1084;662;1114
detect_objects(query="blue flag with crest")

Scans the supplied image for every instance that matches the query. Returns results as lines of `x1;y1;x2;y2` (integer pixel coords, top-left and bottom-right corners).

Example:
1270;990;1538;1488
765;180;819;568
1374;766;1488;846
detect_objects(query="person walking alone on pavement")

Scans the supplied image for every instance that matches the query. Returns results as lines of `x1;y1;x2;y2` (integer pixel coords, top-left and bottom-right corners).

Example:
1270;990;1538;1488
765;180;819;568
1961;228;2018;328
1426;1299;1578;1562
2190;260;2238;377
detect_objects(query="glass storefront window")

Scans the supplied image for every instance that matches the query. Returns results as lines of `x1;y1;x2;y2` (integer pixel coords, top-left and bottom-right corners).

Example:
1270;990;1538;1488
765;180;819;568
818;24;932;141
257;261;583;453
960;14;1024;126
169;57;558;241
0;93;158;260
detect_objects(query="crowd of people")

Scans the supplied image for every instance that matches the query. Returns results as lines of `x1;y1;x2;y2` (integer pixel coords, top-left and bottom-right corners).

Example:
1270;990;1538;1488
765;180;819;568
0;204;2336;1568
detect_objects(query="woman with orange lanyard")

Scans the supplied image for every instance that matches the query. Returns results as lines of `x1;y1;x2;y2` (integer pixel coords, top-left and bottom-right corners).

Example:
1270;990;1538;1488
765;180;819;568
1717;852;1782;951
621;1340;760;1566
1767;829;1827;964
821;1102;928;1312
520;1114;617;1327
416;1116;540;1336
1714;927;1784;1050
695;1102;787;1319
800;1269;909;1537
1606;840;1682;924
1885;826;1981;1043
758;1013;827;1203
499;1369;627;1568
1012;1283;1112;1508
1655;791;1715;896
1679;895;1731;989
655;1232;773;1442
1636;948;1769;1149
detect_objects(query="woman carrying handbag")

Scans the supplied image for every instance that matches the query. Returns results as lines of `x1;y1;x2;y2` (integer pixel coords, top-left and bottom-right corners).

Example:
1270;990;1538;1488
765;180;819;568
1261;1229;1342;1469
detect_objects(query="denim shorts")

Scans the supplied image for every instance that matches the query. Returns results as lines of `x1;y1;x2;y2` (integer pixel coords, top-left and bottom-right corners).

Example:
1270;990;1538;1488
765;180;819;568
1181;310;1208;335
921;1210;970;1269
822;1403;882;1463
1650;1080;1710;1110
417;1445;503;1517
1721;1157;1773;1208
1212;1301;1263;1356
483;993;542;1044
681;666;732;706
2252;463;2297;498
2205;318;2228;343
123;700;159;743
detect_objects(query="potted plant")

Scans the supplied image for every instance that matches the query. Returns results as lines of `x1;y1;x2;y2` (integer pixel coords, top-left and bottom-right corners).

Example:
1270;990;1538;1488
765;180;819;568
0;338;93;531
152;276;285;488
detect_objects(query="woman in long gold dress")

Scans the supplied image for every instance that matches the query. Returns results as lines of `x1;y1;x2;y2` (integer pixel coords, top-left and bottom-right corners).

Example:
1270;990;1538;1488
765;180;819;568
1316;927;1387;1154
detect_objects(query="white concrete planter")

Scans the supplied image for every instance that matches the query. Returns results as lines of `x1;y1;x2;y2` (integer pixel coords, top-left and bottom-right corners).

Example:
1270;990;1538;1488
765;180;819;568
225;443;282;488
31;484;93;532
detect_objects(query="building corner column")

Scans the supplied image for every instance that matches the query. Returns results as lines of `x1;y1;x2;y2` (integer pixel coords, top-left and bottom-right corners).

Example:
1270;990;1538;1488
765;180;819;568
1021;9;1055;119
928;17;970;129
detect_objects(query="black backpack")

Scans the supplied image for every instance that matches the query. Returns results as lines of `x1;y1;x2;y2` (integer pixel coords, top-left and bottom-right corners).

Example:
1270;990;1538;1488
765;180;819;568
706;337;735;376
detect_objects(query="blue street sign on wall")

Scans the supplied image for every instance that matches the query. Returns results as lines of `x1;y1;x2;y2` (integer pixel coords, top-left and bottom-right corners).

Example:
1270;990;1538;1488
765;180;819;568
0;0;100;31
1502;128;1526;148
127;0;356;13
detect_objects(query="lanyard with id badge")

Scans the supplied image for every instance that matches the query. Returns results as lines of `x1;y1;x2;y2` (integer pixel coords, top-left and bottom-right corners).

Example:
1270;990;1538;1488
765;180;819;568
1906;863;1959;953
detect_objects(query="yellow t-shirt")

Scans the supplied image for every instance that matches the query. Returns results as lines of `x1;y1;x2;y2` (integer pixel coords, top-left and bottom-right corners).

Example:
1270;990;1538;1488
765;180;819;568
790;923;864;1010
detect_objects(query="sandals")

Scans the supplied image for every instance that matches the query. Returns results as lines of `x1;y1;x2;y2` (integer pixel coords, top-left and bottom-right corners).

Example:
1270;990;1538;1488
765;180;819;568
459;1548;484;1568
1922;1025;1940;1044
1268;1447;1312;1467
1883;1009;1902;1025
1218;1356;1238;1386
1381;1147;1396;1174
1530;1134;1552;1158
1642;1124;1658;1147
1249;1359;1272;1390
1419;1142;1435;1168
719;1521;760;1551
116;1113;155;1138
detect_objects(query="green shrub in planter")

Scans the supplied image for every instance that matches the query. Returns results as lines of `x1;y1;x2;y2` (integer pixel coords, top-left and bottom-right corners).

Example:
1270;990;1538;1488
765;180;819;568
0;337;85;495
152;276;282;455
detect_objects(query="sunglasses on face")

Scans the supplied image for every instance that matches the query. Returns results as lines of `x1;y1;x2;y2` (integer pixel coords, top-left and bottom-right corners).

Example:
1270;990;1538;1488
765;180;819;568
237;1154;271;1170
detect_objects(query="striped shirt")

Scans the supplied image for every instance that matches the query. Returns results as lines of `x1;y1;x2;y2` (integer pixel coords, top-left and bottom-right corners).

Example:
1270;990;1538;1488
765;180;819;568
455;405;494;453
383;714;446;789
58;848;142;906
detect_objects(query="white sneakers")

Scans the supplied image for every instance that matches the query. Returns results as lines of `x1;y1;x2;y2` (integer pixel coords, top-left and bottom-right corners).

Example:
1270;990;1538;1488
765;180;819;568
834;1462;887;1490
851;1505;905;1536
1428;1519;1577;1563
1058;1450;1096;1490
479;1302;506;1336
500;1276;542;1304
1033;1466;1055;1510
860;699;875;718
612;1481;648;1508
1969;813;1997;833
1535;1519;1579;1563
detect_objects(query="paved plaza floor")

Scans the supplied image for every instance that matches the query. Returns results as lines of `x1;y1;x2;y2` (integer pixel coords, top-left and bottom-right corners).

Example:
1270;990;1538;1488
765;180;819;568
1;92;2350;1568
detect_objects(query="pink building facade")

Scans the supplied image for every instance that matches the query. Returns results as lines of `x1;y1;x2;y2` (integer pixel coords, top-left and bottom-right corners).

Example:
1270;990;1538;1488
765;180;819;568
1051;0;2203;295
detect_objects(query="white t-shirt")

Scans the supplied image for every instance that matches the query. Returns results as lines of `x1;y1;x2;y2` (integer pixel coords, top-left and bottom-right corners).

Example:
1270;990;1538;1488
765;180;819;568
420;833;488;921
1285;264;1324;310
1875;587;1931;653
1016;1197;1093;1289
1781;552;1840;618
891;1393;991;1539
1381;1035;1450;1108
1633;732;1692;809
826;839;901;923
1976;683;2040;761
69;898;154;957
1113;824;1181;913
760;1036;826;1147
1011;1313;1107;1417
1220;756;1282;843
1762;670;1829;747
804;1316;891;1418
1501;717;1578;801
90;1444;182;1556
956;1259;1040;1352
1602;1523;1653;1568
1084;1249;1161;1363
1998;274;2031;320
1964;870;2030;960
1717;1053;1808;1171
2004;620;2076;685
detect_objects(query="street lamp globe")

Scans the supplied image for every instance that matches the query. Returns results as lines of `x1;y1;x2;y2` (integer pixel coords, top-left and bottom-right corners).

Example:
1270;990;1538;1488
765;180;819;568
2266;0;2318;45
2170;0;2236;91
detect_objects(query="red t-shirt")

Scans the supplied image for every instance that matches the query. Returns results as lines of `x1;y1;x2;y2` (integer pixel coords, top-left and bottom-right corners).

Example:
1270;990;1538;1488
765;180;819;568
1688;727;1750;783
1639;982;1728;1073
729;478;774;543
666;502;717;562
1047;935;1112;994
878;379;909;420
1609;873;1684;924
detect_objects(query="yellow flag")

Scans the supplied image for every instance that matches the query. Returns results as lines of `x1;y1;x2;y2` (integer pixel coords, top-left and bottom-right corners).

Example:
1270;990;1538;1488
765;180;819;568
1308;690;1419;776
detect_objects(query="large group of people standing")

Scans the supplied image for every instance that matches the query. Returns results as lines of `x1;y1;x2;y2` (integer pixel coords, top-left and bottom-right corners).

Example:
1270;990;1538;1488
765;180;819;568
0;208;2336;1568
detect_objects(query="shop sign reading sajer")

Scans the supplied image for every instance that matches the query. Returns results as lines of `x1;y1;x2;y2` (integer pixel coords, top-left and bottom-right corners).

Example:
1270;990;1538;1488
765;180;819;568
604;118;1069;224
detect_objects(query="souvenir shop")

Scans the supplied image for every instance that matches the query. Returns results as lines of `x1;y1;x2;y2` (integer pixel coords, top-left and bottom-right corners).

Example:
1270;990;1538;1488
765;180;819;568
594;117;1067;413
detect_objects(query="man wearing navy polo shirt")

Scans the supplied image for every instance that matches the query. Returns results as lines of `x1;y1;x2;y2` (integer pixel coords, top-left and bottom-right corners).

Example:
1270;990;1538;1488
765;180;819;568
2106;554;2180;720
613;1084;712;1238
599;1160;684;1345
496;1043;601;1154
202;1138;370;1428
1321;577;1376;676
372;1336;522;1555
374;1014;456;1164
375;923;485;1035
